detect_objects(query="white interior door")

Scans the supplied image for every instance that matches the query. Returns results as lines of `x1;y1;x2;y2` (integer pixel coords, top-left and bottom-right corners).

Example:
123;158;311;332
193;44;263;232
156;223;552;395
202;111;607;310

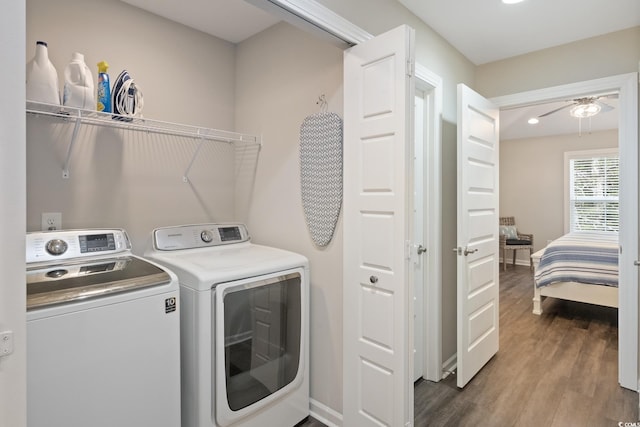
343;25;415;426
456;84;500;388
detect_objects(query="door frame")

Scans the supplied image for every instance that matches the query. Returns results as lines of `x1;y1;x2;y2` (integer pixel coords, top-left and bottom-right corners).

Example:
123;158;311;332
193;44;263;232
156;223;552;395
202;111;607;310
415;64;444;382
2;2;27;427
491;72;639;391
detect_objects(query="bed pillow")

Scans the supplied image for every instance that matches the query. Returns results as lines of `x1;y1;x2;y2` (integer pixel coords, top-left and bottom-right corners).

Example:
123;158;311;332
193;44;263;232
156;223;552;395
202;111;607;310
499;225;518;239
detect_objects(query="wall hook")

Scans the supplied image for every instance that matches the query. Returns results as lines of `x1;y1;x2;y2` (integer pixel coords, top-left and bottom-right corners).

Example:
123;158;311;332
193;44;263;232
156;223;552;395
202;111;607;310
316;94;328;113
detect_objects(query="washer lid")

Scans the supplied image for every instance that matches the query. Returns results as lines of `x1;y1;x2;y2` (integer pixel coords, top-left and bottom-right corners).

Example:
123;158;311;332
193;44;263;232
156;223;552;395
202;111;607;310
26;256;172;310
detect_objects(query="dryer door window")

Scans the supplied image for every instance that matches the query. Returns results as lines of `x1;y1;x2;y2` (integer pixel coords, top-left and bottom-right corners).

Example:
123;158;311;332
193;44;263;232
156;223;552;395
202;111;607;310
218;272;302;412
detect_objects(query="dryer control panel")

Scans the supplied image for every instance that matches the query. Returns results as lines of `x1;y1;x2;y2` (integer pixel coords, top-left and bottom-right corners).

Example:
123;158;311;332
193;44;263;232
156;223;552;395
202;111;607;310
26;229;131;264
153;223;250;251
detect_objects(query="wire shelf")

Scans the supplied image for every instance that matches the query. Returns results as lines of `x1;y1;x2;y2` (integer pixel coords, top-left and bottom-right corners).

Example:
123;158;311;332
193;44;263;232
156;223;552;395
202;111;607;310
26;100;261;180
26;100;260;145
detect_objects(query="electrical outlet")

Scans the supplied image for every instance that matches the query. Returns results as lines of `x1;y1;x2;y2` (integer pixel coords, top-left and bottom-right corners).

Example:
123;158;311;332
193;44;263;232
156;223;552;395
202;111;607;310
41;212;62;231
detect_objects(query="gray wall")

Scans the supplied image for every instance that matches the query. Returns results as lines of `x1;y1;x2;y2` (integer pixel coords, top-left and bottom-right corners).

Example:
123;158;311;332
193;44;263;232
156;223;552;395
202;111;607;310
235;22;345;415
500;130;618;265
26;0;240;249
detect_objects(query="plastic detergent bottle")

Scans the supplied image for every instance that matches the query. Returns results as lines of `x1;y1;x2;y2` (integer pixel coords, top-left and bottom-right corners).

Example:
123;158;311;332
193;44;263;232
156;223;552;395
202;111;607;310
26;41;60;105
96;61;111;113
63;52;95;109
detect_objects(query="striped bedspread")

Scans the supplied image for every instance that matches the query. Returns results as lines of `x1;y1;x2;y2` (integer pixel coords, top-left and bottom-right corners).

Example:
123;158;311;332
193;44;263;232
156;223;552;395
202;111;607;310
534;232;619;288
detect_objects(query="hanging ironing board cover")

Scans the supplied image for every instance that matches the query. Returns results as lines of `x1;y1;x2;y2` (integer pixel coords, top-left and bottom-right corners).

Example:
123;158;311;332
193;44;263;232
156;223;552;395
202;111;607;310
299;112;343;247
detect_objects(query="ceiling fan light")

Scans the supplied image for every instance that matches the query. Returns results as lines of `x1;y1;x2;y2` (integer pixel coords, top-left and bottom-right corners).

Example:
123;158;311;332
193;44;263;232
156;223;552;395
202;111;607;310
570;102;601;118
527;117;539;124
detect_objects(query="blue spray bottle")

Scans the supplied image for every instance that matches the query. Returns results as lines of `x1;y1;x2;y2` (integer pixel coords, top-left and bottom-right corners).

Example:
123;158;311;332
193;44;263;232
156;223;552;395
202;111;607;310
96;61;111;112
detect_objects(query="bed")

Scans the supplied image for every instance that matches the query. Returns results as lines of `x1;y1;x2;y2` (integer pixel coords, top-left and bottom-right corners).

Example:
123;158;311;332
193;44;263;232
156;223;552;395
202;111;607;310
531;231;619;315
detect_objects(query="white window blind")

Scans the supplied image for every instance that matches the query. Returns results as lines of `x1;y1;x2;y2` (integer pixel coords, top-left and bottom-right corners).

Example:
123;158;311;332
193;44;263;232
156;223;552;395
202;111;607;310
568;151;619;232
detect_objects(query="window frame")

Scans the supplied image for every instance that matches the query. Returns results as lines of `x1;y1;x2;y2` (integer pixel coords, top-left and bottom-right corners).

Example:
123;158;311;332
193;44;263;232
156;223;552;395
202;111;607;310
564;148;619;233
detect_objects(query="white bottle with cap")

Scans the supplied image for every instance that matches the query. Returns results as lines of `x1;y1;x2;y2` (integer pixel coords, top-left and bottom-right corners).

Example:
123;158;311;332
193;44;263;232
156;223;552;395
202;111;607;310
63;52;95;109
26;41;61;105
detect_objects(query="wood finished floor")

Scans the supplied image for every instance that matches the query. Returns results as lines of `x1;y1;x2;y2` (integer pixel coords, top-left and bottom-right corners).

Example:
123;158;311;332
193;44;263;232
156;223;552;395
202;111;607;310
414;265;637;426
302;265;637;427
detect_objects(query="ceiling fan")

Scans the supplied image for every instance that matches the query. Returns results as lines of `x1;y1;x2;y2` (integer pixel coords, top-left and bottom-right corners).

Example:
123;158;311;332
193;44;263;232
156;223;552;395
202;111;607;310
538;93;618;119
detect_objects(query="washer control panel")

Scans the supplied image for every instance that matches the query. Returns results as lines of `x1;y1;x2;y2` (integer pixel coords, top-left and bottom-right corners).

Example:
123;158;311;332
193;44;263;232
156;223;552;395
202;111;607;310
26;229;131;263
153;223;250;251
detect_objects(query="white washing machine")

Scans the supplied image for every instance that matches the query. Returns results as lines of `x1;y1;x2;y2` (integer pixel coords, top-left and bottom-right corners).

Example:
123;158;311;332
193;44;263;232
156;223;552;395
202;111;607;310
26;229;181;427
144;223;309;427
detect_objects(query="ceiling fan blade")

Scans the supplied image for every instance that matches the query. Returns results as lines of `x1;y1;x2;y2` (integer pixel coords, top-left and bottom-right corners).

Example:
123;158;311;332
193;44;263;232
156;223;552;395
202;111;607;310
538;102;574;117
597;93;619;100
595;99;615;112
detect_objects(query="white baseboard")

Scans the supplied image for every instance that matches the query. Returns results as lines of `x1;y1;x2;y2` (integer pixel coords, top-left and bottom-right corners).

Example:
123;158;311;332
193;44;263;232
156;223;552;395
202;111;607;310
310;398;342;427
442;354;457;379
310;355;458;427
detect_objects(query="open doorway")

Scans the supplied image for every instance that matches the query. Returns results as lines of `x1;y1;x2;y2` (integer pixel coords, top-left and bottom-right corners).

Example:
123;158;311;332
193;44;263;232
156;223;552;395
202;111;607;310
499;93;619;265
421;73;637;394
413;64;443;383
492;73;638;391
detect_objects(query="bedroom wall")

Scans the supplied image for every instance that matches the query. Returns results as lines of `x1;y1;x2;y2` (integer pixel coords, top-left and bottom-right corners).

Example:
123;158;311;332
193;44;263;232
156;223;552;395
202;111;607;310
500;129;618;265
26;0;239;249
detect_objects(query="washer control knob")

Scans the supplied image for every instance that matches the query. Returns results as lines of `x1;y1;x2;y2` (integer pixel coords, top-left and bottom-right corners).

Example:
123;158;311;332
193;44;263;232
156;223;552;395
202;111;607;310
46;239;68;256
200;230;213;243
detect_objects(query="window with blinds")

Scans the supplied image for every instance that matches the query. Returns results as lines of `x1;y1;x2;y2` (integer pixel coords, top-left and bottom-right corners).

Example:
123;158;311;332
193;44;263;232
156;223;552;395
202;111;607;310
568;150;619;232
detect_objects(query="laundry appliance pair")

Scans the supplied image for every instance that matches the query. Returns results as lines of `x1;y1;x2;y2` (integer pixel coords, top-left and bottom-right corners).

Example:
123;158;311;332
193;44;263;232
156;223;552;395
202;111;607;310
25;224;309;427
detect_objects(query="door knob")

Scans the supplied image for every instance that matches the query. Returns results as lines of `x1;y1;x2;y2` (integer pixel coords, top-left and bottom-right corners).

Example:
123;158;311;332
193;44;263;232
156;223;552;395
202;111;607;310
417;245;427;255
634;260;640;266
453;247;477;256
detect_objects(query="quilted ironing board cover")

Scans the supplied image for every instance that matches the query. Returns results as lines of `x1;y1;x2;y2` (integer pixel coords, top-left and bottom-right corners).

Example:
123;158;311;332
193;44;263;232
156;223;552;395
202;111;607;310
299;112;343;246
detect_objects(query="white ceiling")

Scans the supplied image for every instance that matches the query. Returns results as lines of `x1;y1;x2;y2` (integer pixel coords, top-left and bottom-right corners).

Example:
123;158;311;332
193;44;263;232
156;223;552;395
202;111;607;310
398;0;640;65
121;0;633;139
123;0;640;66
120;0;280;43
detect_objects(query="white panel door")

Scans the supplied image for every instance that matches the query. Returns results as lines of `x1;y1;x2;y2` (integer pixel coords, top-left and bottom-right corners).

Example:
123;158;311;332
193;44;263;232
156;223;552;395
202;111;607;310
456;84;500;388
343;25;415;426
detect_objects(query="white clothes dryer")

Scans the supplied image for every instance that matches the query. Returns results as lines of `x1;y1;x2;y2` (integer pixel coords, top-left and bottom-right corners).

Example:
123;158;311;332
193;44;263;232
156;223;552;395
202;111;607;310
144;223;309;427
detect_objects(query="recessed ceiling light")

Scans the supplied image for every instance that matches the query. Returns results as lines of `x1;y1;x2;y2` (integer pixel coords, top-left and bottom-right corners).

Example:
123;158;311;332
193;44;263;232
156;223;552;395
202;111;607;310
502;0;525;4
528;118;539;125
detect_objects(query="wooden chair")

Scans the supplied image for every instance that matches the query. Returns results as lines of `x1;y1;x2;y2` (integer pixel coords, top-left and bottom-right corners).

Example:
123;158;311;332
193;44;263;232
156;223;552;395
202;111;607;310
499;217;534;271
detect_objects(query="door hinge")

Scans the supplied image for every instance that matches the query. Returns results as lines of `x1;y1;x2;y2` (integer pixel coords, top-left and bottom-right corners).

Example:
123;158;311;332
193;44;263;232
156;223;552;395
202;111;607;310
405;240;413;261
0;331;14;358
406;59;414;77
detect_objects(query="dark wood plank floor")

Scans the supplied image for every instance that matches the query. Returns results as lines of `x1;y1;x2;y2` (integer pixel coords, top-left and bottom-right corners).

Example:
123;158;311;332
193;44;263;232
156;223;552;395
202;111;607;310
303;265;638;426
414;265;638;426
